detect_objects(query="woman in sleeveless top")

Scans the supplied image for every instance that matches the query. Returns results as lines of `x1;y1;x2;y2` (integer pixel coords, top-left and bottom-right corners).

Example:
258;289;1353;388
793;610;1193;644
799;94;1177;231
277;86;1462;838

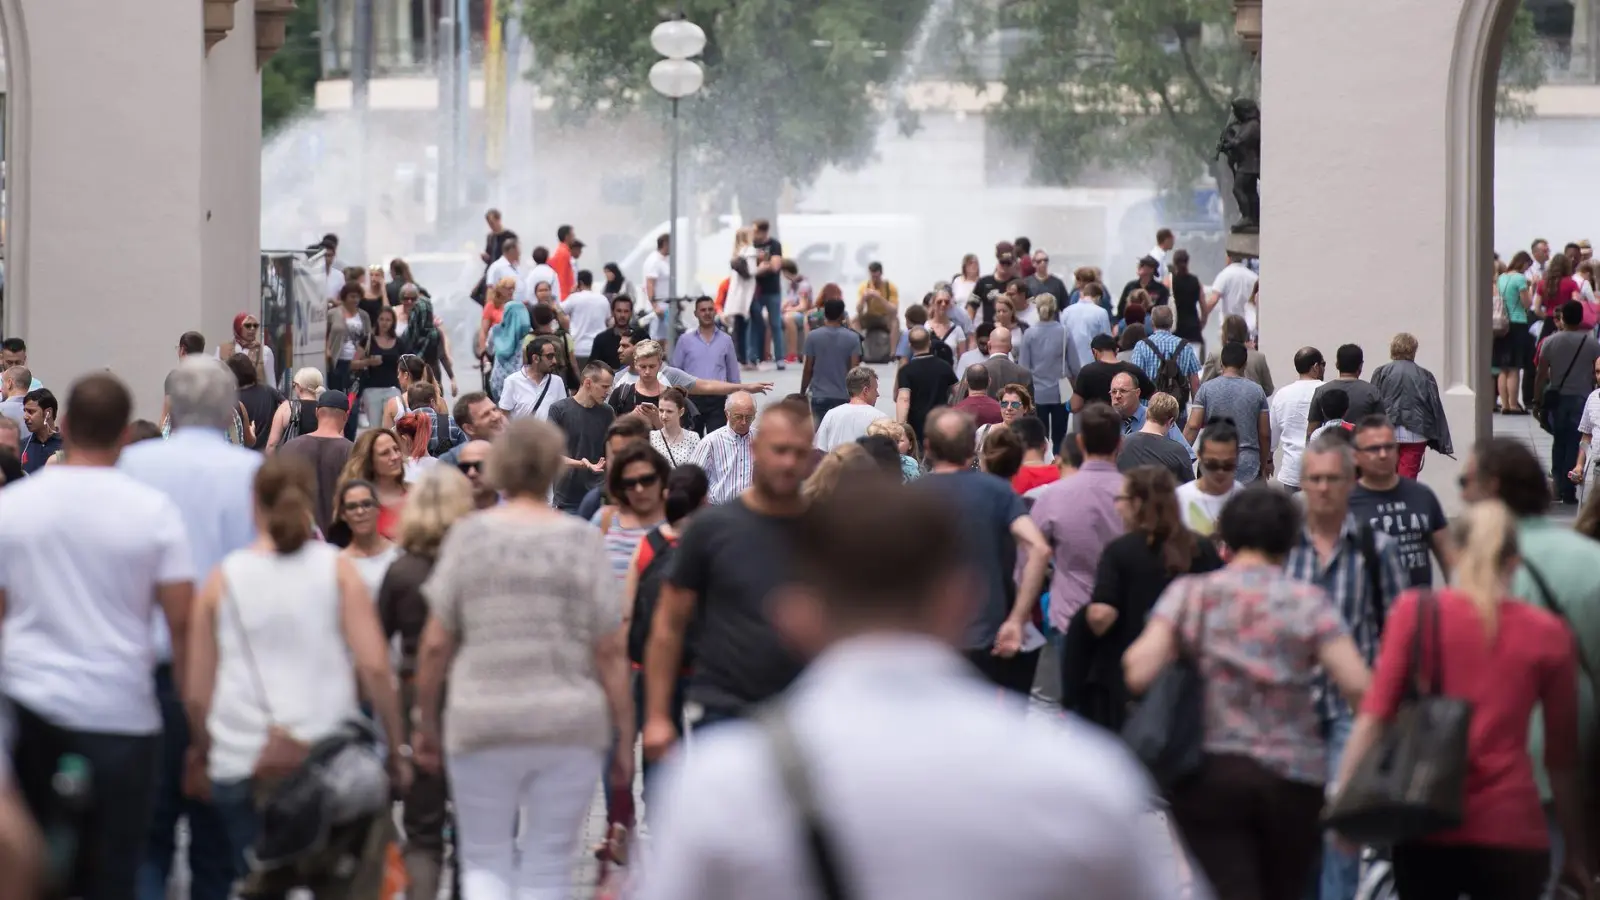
186;456;408;898
593;443;669;584
337;429;409;543
376;465;475;900
412;420;634;899
265;367;323;453
336;479;400;599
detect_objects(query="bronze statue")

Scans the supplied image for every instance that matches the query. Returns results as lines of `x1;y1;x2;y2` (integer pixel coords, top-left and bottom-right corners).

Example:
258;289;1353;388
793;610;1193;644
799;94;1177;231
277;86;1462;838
1216;98;1260;233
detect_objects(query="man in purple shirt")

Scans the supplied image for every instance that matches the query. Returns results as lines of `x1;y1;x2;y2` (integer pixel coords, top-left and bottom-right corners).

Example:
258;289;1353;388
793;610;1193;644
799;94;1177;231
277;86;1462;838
1029;402;1127;641
671;295;741;433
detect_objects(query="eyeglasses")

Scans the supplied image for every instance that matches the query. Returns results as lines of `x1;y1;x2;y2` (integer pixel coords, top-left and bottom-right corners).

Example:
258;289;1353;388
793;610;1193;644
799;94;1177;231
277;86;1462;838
1034;256;1049;264
999;400;1024;409
1200;459;1238;473
728;413;754;423
1109;387;1137;396
1356;442;1398;455
343;499;378;513
619;473;661;491
457;460;483;475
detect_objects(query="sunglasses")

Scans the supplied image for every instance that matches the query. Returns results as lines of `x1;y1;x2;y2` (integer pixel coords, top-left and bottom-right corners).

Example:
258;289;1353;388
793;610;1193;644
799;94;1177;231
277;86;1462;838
343;499;378;513
1200;459;1238;473
241;323;259;330
999;400;1024;409
457;460;483;475
619;473;661;491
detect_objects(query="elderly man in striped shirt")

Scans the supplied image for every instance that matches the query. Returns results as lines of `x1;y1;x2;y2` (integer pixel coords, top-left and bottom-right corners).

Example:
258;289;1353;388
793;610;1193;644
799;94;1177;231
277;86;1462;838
1283;432;1407;900
691;391;759;504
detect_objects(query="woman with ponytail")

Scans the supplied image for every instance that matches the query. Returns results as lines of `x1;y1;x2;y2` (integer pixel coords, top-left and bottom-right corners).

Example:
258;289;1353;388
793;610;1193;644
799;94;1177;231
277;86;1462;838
185;456;409;897
1332;500;1592;898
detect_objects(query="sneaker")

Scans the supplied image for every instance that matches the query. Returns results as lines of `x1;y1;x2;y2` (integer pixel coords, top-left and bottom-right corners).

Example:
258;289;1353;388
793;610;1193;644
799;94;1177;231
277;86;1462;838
776;361;787;371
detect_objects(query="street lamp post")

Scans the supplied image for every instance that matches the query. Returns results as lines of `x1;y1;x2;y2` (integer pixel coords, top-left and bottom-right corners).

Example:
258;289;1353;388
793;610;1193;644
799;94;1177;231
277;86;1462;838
649;18;705;358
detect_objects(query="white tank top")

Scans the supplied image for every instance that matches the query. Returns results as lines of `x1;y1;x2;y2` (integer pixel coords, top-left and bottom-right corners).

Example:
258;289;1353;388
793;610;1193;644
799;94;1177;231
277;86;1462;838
207;542;360;781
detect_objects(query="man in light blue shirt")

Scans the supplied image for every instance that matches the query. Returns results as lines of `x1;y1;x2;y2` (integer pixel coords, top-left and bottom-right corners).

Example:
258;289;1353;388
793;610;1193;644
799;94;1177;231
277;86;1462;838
120;357;261;900
1111;372;1193;457
1061;284;1112;379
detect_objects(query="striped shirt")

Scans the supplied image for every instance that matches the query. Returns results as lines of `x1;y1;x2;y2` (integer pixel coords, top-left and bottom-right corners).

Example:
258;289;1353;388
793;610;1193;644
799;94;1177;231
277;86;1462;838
1284;513;1408;722
691;426;754;505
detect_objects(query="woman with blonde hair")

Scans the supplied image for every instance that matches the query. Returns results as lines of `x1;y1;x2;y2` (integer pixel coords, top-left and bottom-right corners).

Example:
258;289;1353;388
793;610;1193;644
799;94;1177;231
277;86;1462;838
335;427;408;541
486;277;532;399
1370;331;1453;478
377;466;475;900
1018;291;1068;448
413;419;634;899
866;418;921;480
724;227;757;366
265;366;324;452
1331;500;1589;898
951;253;982;310
802;442;874;501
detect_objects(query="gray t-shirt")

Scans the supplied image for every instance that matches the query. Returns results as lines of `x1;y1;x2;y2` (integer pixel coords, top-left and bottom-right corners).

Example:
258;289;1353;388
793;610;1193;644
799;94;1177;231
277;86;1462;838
1191;374;1269;482
1542;330;1600;397
1117;431;1194;484
547;398;615;511
803;325;864;401
1310;378;1386;424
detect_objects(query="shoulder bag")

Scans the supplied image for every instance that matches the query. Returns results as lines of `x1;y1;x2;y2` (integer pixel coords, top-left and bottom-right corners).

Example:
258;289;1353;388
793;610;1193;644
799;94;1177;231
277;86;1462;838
1540;334;1586;434
1121;588;1208;791
758;704;854;900
1324;591;1473;844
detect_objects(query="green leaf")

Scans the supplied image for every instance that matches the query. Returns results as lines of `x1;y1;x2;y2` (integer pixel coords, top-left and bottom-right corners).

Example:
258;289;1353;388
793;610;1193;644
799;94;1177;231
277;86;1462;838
262;0;323;136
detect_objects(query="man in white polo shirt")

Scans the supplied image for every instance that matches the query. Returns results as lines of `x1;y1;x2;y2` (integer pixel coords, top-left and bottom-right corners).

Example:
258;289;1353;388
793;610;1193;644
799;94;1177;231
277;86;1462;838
0;372;196;900
814;365;887;451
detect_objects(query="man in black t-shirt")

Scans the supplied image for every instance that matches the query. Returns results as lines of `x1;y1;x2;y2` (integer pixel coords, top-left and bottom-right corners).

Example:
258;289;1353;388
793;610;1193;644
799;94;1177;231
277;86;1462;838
895;327;959;444
587;295;650;371
1117;256;1171;320
1307;343;1386;434
1072;334;1154;412
641;400;814;760
749;219;787;366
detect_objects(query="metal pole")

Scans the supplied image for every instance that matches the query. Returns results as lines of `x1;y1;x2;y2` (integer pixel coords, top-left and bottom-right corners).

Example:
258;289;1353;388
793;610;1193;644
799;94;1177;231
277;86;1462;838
455;0;470;213
352;0;374;263
437;8;456;233
665;97;681;357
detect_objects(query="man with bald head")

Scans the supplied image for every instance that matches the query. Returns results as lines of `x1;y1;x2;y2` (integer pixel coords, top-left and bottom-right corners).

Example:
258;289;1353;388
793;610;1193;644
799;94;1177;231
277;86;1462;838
454;440;498;509
895;326;959;444
1268;346;1327;493
691;391;760;504
980;326;1032;400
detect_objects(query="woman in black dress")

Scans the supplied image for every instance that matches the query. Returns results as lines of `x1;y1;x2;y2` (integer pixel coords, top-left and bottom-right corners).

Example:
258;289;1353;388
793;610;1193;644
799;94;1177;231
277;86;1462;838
1169;248;1206;357
1061;465;1222;731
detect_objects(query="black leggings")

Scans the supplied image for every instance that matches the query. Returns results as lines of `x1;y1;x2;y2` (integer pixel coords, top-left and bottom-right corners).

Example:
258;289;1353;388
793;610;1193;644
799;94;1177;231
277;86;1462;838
1167;753;1325;900
964;647;1042;696
1392;842;1549;900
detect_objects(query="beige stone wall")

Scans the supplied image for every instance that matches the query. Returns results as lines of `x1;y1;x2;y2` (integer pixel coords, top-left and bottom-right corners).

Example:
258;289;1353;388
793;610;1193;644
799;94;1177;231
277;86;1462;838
203;3;265;363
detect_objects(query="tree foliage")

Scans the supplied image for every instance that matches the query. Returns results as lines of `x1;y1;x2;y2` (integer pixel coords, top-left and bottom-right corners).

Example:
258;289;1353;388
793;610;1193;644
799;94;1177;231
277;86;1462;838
519;0;932;222
961;0;1546;199
262;0;323;136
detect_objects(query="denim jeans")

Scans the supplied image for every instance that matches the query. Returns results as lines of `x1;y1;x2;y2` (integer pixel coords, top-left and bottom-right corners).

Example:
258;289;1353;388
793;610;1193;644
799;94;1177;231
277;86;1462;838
10;699;162;900
731;315;750;365
1036;402;1070;453
1551;393;1586;503
138;666;238;900
327;359;358;441
747;291;784;363
1318;715;1359;900
810;396;848;425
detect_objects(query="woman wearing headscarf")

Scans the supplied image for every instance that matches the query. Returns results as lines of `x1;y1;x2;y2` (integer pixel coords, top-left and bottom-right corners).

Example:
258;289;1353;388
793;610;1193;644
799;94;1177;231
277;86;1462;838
488;277;532;400
400;290;456;396
222;312;277;390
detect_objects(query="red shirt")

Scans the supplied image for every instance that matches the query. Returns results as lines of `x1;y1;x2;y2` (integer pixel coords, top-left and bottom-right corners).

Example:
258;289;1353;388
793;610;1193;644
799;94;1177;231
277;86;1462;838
1362;589;1578;850
1011;464;1059;495
550;243;575;299
953;394;1004;426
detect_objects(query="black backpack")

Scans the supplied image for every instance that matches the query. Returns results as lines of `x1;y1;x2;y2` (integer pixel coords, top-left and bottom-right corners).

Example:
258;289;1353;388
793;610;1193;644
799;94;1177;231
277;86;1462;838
628;529;679;665
281;399;304;445
1143;337;1190;408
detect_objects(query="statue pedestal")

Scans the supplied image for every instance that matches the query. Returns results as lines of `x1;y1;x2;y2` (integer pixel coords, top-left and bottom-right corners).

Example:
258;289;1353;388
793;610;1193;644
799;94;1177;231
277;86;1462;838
1226;231;1260;260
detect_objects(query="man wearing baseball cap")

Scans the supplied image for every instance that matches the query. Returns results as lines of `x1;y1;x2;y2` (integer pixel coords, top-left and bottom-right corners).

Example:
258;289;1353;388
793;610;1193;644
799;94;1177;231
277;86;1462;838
276;389;355;534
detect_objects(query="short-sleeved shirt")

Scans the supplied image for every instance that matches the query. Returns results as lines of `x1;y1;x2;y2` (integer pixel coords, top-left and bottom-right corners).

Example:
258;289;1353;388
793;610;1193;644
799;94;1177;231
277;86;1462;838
422;513;621;754
1310;379;1386;424
668;498;802;710
752;239;784;294
1175;481;1243;536
1153;564;1347;785
1540;330;1600;397
1117;431;1195;483
1190;375;1269;481
1578;388;1600;438
917;471;1026;650
278;435;355;535
1498;272;1531;324
547;398;615;511
1209;263;1259;321
803;326;864;401
1129;331;1202;388
895;355;959;442
1348;478;1448;588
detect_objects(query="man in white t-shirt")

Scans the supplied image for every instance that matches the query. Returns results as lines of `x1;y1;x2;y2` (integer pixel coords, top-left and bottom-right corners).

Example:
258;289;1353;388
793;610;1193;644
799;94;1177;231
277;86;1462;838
524;245;561;299
1175;420;1244;537
0;373;196;898
498;335;570;421
1205;250;1259;326
1269;347;1326;493
484;235;528;305
1148;227;1175;281
561;270;614;363
642;233;674;340
814;366;889;451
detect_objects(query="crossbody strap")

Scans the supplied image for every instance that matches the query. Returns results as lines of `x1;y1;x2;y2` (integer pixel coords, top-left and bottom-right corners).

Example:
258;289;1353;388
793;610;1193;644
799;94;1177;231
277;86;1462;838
220;562;280;727
1552;336;1585;396
1524;560;1597;685
757;705;853;900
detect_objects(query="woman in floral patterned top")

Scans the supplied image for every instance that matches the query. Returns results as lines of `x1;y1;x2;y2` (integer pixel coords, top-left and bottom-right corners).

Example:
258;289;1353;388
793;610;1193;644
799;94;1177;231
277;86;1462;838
1124;483;1371;900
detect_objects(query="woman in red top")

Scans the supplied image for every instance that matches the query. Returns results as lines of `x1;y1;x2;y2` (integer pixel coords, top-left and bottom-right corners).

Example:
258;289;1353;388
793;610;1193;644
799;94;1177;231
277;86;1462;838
1538;253;1580;323
1334;499;1589;899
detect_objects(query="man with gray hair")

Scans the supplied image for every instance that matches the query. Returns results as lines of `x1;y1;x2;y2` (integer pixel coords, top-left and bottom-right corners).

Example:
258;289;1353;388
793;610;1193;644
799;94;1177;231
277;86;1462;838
814;365;888;451
119;356;263;900
1283;429;1407;900
691;391;758;504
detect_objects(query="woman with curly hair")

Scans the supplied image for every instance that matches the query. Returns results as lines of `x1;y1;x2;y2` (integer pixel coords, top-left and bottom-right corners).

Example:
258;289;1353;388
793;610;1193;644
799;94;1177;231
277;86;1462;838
335;427;408;541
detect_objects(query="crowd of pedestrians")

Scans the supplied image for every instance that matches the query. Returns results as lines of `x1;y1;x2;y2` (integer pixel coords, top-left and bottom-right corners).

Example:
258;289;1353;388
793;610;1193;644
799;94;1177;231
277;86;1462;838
2;221;1600;900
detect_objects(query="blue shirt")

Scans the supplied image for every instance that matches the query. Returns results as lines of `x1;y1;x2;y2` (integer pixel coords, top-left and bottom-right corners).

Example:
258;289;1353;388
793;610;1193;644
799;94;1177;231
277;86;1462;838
119;428;262;661
1129;330;1201;385
671;327;741;383
1120;404;1192;458
1061;300;1112;379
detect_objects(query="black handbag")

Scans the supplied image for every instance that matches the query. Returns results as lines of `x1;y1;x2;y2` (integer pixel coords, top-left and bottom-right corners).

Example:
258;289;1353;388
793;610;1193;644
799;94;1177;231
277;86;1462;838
1324;591;1473;844
1122;593;1208;791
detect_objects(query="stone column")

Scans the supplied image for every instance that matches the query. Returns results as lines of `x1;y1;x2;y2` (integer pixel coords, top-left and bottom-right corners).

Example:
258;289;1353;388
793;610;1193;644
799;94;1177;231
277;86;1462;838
2;0;205;416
